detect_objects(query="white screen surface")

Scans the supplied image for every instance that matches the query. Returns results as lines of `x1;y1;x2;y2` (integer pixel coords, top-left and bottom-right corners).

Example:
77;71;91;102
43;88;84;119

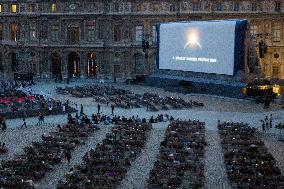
158;20;236;75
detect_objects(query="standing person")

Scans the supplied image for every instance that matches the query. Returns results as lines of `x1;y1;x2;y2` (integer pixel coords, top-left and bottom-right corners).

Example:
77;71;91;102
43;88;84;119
64;148;72;164
37;113;42;125
264;116;269;130
106;101;109;106
2;120;6;132
21;118;27;129
62;103;66;114
80;104;84;115
48;104;53;115
261;120;265;132
269;114;273;128
111;104;114;115
97;104;101;114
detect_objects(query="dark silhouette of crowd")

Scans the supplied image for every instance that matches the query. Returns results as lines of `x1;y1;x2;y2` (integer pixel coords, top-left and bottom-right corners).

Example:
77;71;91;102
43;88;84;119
0;122;99;188
0;88;75;119
218;121;284;188
57;85;204;112
148;120;206;188
57;119;152;189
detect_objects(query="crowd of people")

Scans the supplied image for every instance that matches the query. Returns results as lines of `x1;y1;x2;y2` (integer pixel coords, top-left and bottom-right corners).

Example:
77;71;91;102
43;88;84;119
147;120;206;188
57;85;204;112
0;122;100;188
0;80;34;91
57;119;152;188
0;88;75;119
218;122;284;188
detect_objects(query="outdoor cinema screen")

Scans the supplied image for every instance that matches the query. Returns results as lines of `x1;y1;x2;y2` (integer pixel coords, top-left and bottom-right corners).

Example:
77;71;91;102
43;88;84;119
157;20;247;76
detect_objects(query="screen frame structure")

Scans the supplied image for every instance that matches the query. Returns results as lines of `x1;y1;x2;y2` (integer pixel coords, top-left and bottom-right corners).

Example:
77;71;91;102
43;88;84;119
156;19;248;76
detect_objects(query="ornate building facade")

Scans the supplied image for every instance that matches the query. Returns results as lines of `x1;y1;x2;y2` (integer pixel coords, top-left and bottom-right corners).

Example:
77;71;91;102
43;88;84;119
0;0;283;80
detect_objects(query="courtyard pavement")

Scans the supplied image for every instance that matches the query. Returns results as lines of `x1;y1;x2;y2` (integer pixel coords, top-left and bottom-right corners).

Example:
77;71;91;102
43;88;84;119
0;80;283;189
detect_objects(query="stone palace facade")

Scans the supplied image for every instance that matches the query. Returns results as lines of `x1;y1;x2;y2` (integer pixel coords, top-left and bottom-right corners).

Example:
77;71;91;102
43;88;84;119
0;0;284;80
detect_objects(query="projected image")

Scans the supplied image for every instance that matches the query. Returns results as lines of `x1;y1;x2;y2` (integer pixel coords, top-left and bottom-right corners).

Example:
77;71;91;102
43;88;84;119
184;28;202;49
158;20;244;76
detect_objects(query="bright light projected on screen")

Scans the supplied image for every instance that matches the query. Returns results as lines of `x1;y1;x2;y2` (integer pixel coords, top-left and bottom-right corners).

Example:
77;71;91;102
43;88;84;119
184;28;202;49
158;20;240;75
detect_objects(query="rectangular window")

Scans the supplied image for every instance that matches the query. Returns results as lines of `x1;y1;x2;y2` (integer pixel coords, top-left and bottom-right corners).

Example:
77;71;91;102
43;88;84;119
10;23;18;41
272;25;281;42
0;4;3;12
29;4;36;12
87;22;96;42
51;3;57;12
251;2;257;11
135;26;143;44
113;2;119;12
275;2;281;12
0;24;3;40
234;2;239;11
216;2;222;11
272;66;280;78
11;4;17;13
51;25;59;41
192;2;200;11
250;25;258;40
97;22;103;39
152;25;157;44
169;4;176;12
113;25;121;42
30;25;36;41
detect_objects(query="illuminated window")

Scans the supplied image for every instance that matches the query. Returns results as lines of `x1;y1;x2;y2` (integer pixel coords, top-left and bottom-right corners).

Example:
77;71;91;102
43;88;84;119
10;23;18;41
0;4;2;12
11;4;17;13
51;3;57;12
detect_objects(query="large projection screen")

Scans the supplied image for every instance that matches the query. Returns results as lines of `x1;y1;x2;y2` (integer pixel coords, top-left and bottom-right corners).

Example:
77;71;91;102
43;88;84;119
157;20;247;76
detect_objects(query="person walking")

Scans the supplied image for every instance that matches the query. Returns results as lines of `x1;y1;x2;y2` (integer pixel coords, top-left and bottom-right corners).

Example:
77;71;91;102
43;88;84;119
80;104;84;115
269;114;273;128
111;104;114;115
21;118;27;129
97;104;101;114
